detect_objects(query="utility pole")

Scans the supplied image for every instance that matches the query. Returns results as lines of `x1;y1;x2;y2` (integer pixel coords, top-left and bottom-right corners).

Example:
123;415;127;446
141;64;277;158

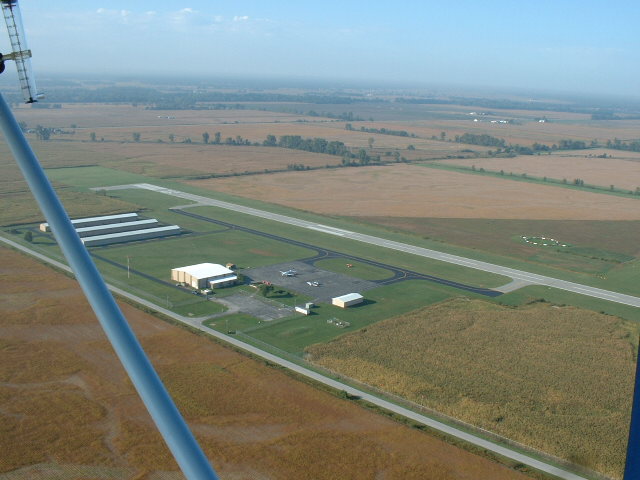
127;255;131;279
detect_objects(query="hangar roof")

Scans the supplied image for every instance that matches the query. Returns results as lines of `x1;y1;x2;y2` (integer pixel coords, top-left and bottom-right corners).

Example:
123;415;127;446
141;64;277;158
174;263;234;279
333;293;363;303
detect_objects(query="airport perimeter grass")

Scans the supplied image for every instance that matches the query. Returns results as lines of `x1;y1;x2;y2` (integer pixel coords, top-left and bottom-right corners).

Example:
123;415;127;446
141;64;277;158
353;216;640;276
188;205;511;288
307;298;638;479
203;313;262;332
314;258;395;280
94;229;316;278
499;285;640;323
245;281;456;355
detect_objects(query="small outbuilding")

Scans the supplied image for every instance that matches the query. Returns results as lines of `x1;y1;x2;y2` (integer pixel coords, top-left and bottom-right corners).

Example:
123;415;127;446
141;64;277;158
332;293;363;308
171;263;237;289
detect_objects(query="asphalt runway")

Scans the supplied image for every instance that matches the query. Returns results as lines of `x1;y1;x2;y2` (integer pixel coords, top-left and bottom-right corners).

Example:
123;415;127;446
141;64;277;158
102;183;640;309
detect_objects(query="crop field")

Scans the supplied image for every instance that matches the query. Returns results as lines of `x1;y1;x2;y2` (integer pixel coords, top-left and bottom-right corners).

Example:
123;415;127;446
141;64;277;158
187;163;640;220
89;143;344;177
307;297;639;479
382;117;640;147
12;103;317;128
0;247;535;480
440;149;640;191
0;190;142;227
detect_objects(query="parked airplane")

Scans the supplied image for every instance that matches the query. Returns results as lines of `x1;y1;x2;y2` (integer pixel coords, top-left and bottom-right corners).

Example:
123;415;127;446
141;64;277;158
306;281;320;287
280;269;297;277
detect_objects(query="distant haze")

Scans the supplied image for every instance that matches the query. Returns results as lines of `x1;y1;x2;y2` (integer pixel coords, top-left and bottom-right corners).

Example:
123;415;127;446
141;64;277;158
6;1;640;97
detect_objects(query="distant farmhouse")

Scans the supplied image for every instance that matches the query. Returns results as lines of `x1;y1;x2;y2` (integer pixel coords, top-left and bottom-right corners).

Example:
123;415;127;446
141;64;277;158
171;263;238;289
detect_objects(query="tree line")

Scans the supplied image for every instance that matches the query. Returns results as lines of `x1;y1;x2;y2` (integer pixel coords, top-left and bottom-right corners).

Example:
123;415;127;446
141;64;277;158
346;123;416;137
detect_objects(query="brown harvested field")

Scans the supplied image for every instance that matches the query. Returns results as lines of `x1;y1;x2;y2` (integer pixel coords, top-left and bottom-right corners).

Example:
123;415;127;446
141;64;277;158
186;164;640;220
78;143;343;177
306;298;638;479
361;118;640;147
441;149;640;191
13;103;316;129
0;190;142;227
0;246;532;480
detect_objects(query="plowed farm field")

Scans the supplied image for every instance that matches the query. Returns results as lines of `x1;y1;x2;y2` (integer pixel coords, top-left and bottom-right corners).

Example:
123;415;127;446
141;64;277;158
0;246;530;480
187;164;640;220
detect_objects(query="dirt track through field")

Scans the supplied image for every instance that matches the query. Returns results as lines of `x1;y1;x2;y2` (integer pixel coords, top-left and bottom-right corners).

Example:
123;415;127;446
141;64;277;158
187;164;640;220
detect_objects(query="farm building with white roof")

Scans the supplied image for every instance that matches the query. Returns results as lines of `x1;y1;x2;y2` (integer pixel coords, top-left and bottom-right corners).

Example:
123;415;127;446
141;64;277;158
171;263;237;289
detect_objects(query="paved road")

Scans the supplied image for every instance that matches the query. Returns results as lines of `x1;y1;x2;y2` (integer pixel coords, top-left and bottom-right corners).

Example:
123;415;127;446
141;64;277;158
0;234;590;480
102;182;640;309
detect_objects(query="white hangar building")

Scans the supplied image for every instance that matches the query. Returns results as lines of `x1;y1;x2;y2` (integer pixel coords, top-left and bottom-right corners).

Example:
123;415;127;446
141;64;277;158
332;293;364;308
171;263;238;289
40;213;139;232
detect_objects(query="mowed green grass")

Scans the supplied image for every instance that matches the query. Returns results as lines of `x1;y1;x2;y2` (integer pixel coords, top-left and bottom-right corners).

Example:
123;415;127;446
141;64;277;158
90;256;226;317
499;285;640;323
203;313;262;333
314;258;394;280
307;298;638;479
354;216;640;265
246;281;456;354
189;205;511;288
95;229;316;279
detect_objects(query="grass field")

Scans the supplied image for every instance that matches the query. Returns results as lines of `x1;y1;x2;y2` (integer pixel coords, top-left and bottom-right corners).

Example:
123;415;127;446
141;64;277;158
245;281;456;355
352;217;640;275
0;246;533;480
314;257;395;280
307;297;638;479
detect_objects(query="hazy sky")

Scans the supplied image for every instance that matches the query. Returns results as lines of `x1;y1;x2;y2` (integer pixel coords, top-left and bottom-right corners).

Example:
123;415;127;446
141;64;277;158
8;1;640;95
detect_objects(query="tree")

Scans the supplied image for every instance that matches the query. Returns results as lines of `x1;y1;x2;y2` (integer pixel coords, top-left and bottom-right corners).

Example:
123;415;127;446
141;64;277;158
263;134;277;147
407;145;415;150
357;148;369;165
132;132;141;142
440;131;446;141
214;132;221;144
368;137;374;150
23;231;33;242
35;125;52;141
168;134;175;142
89;132;97;142
18;121;27;132
202;132;210;144
258;283;274;297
